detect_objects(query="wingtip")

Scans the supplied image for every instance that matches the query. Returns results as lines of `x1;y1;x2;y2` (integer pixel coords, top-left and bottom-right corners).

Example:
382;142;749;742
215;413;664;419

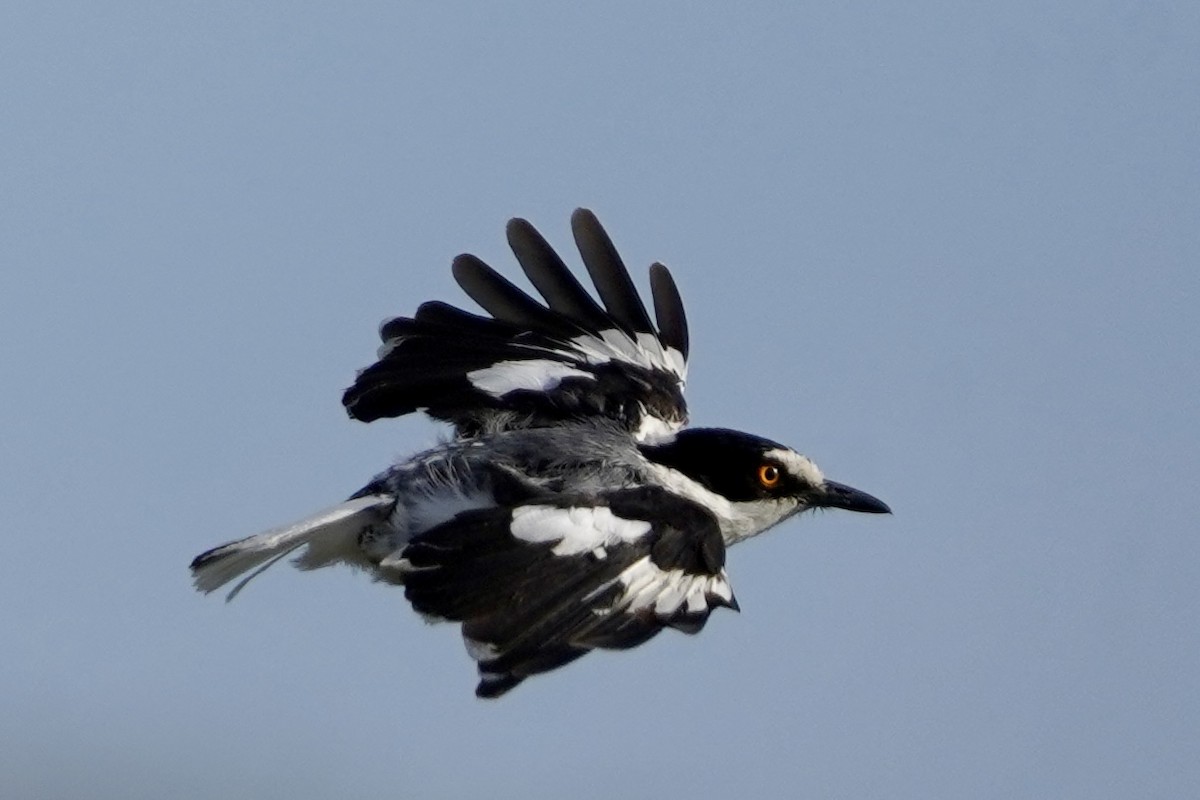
505;216;532;243
570;208;611;248
449;252;480;284
569;209;658;336
648;261;689;362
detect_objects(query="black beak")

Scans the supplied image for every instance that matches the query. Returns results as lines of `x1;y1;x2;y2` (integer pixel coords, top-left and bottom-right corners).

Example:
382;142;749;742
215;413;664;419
818;480;891;514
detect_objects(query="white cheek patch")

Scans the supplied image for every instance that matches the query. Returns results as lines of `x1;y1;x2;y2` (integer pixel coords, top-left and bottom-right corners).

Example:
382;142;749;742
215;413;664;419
467;360;595;397
510;505;652;557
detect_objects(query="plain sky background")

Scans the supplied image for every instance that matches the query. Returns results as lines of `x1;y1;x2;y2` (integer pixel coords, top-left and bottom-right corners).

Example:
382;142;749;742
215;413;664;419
3;3;1197;798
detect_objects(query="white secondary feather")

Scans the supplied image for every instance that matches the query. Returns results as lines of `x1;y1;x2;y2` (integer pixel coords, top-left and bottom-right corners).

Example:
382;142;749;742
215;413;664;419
509;505;652;557
467;359;595;397
634;413;682;443
662;346;687;382
568;329;687;381
191;494;394;599
615;556;733;616
596;329;659;374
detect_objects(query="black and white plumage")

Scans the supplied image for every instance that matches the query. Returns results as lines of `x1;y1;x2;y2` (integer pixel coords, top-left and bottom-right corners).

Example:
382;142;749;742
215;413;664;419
191;209;890;698
342;212;689;440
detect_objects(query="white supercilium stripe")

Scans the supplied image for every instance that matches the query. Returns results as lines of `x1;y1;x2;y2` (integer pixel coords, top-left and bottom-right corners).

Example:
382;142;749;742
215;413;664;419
764;447;824;487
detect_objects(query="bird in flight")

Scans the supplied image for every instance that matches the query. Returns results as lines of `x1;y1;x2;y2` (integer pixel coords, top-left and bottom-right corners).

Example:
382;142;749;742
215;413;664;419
191;209;890;698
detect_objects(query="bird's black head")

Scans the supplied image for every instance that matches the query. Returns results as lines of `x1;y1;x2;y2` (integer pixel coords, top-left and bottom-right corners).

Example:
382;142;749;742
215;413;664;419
640;428;889;539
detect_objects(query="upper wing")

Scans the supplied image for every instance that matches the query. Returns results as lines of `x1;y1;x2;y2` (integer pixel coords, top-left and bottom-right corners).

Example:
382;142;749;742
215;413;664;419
342;209;689;440
397;486;737;698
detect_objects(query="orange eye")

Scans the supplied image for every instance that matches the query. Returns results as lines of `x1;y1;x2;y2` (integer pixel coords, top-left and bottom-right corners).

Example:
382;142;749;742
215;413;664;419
758;464;781;488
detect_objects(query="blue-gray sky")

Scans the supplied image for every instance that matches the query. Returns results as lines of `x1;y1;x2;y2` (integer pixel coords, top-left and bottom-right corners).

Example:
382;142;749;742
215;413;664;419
3;3;1197;798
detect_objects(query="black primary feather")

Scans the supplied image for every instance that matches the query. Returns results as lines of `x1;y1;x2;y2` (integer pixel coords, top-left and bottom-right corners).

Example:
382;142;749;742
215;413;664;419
342;210;689;438
570;208;655;337
451;254;582;340
506;217;612;331
649;262;689;361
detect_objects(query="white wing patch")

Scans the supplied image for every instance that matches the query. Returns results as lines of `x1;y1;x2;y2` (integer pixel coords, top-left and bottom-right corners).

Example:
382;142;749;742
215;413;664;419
468;359;595;397
634;412;682;443
510;505;652;557
662;346;687;382
569;330;688;382
615;555;734;616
